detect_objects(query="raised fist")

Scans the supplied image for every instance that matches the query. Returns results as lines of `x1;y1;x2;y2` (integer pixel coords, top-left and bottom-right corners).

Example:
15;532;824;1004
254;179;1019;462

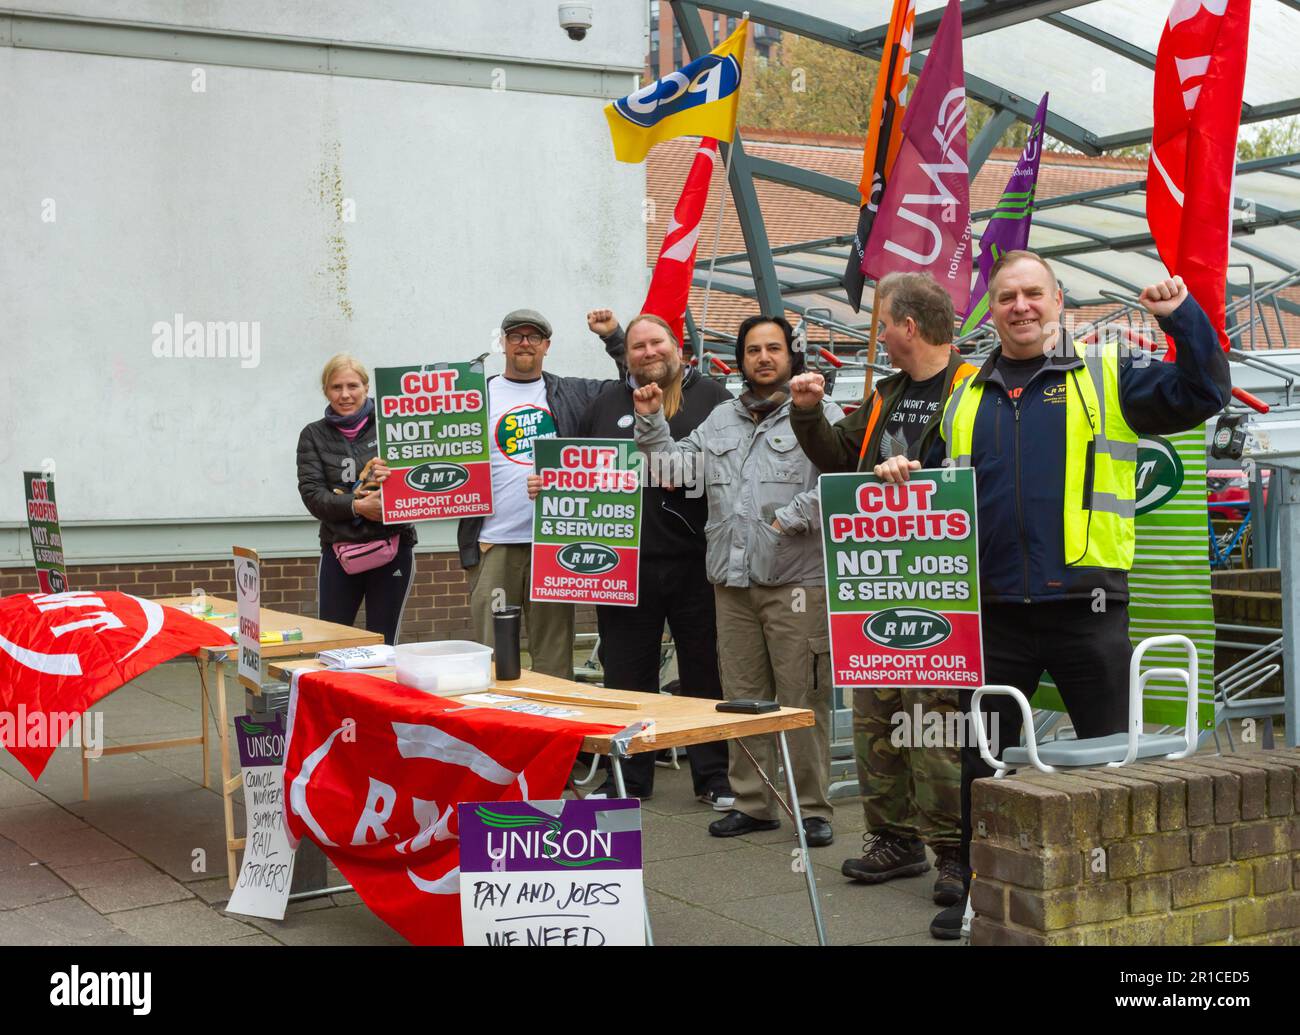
1138;276;1188;319
789;372;825;410
587;309;619;337
633;383;663;416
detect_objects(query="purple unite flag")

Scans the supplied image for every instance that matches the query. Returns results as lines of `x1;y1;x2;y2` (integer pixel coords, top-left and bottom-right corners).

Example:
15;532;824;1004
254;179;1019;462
959;92;1050;334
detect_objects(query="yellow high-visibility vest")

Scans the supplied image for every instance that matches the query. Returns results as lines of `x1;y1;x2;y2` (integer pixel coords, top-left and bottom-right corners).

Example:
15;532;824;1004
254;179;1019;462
940;340;1138;570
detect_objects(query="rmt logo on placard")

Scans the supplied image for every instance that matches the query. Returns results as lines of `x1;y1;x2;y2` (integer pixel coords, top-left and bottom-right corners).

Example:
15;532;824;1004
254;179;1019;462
864;608;952;650
407;462;470;493
557;543;619;575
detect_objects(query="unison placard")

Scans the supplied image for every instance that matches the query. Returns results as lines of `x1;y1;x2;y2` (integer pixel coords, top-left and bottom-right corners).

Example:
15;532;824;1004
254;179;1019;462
458;799;644;946
819;470;983;689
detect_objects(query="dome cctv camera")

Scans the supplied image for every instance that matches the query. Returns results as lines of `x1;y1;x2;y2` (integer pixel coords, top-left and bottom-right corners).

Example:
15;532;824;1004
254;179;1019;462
558;2;592;41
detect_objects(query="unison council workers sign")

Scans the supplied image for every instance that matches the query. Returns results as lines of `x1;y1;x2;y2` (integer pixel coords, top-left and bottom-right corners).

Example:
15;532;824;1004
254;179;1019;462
531;439;641;607
819;470;983;689
375;363;492;522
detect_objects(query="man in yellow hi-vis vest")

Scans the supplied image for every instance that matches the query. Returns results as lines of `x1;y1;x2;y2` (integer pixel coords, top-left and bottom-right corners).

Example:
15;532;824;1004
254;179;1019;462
874;250;1231;939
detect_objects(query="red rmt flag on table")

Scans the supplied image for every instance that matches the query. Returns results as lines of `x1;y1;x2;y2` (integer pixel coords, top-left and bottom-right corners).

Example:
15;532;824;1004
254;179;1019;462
283;670;619;945
643;137;720;347
862;0;972;313
1147;0;1251;357
0;591;225;778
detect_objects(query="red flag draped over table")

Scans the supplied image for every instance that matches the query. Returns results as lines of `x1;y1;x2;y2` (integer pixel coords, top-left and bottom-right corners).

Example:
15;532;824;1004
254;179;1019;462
1147;0;1251;357
0;591;227;778
862;0;972;313
283;670;620;945
643;137;720;347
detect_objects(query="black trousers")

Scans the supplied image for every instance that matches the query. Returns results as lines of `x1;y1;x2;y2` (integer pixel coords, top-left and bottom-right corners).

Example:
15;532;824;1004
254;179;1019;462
959;599;1132;874
595;555;729;797
318;541;414;646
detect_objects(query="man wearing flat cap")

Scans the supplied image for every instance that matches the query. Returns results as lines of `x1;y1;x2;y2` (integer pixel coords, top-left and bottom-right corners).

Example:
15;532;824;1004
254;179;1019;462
456;309;626;678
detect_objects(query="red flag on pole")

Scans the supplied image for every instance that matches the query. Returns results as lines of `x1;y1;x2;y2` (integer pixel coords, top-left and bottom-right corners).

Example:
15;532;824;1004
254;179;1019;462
862;0;972;313
1147;0;1251;357
643;137;720;347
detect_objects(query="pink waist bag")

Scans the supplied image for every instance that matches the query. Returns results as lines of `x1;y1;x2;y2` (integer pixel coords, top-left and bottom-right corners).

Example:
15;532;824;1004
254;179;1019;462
332;535;400;574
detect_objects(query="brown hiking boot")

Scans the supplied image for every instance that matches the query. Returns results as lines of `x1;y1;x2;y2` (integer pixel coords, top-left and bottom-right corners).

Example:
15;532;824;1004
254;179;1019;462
841;832;929;883
932;849;967;906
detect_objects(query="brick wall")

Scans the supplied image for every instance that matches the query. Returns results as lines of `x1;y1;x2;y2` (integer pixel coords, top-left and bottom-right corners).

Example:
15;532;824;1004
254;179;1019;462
0;553;597;648
969;750;1300;946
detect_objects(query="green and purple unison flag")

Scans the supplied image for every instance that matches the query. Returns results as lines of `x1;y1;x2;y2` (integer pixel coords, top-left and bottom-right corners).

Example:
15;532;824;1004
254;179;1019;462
959;92;1049;335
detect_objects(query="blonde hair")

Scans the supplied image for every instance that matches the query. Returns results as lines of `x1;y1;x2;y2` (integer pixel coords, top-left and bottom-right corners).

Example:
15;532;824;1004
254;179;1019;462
625;314;684;420
321;353;370;396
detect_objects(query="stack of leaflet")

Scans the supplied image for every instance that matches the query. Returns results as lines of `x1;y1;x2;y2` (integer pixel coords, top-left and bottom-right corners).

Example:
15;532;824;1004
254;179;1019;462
317;644;396;670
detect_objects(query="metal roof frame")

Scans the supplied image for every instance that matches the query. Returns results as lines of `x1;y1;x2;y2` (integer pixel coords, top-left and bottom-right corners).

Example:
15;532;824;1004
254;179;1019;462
665;1;1300;337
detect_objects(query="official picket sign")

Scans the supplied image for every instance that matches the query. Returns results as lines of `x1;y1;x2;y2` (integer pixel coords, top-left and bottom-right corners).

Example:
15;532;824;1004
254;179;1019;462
226;713;296;920
819;470;983;689
530;438;641;607
22;470;67;593
232;546;261;692
458;798;644;946
375;363;492;522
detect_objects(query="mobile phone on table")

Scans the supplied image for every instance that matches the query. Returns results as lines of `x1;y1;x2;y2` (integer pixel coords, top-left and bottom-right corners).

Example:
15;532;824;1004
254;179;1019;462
716;699;780;714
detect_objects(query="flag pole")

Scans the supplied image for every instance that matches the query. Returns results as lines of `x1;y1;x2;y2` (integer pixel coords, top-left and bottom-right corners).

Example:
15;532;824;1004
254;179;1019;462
696;138;737;343
695;13;748;352
863;283;880;398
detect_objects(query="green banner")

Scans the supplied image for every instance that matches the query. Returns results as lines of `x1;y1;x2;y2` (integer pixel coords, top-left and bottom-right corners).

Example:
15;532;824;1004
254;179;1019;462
819;469;983;690
530;438;642;607
1036;427;1216;729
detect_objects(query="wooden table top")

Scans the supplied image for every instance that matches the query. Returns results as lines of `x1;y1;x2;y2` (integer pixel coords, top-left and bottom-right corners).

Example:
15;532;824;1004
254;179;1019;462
154;596;384;660
268;659;814;754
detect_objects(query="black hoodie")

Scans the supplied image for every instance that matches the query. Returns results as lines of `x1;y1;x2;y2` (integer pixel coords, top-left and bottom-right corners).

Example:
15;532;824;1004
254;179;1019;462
580;366;732;560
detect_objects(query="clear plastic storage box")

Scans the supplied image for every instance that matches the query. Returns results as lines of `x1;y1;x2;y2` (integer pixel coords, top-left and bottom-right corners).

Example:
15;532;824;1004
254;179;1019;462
395;640;493;695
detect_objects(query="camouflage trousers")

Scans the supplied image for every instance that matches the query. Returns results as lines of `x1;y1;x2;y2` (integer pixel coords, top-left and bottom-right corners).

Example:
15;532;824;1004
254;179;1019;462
853;685;961;851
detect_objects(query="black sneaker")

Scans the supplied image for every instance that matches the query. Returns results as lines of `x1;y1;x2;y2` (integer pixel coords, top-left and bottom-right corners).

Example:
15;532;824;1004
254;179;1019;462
696;787;736;811
930;897;966;941
841;832;929;883
932;849;967;907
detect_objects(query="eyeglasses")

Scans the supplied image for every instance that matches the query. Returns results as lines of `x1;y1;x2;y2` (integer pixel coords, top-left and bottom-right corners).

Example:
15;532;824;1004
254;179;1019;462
505;332;546;345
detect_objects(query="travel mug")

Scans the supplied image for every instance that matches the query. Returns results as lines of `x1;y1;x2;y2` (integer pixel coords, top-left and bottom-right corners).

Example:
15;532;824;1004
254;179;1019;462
493;606;522;681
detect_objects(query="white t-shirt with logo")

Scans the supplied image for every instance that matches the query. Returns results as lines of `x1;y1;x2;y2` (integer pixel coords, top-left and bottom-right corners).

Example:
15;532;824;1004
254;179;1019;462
479;375;557;544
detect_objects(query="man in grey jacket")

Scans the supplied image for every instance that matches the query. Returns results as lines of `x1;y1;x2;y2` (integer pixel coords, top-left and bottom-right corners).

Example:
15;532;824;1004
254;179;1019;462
631;315;844;846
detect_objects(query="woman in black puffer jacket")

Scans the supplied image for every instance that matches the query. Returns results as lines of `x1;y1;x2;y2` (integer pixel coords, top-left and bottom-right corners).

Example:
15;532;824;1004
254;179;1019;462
297;354;416;645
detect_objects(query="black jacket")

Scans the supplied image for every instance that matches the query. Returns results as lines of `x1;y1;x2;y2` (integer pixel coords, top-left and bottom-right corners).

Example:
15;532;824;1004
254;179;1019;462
922;294;1230;604
581;366;733;560
456;339;627;568
791;349;977;473
297;415;417;548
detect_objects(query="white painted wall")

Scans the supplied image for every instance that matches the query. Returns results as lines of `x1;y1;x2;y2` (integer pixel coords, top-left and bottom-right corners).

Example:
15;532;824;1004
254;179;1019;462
0;2;651;534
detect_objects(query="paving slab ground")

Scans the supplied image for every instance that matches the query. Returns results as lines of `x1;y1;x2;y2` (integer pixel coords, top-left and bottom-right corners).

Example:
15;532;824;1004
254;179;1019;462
0;657;950;947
